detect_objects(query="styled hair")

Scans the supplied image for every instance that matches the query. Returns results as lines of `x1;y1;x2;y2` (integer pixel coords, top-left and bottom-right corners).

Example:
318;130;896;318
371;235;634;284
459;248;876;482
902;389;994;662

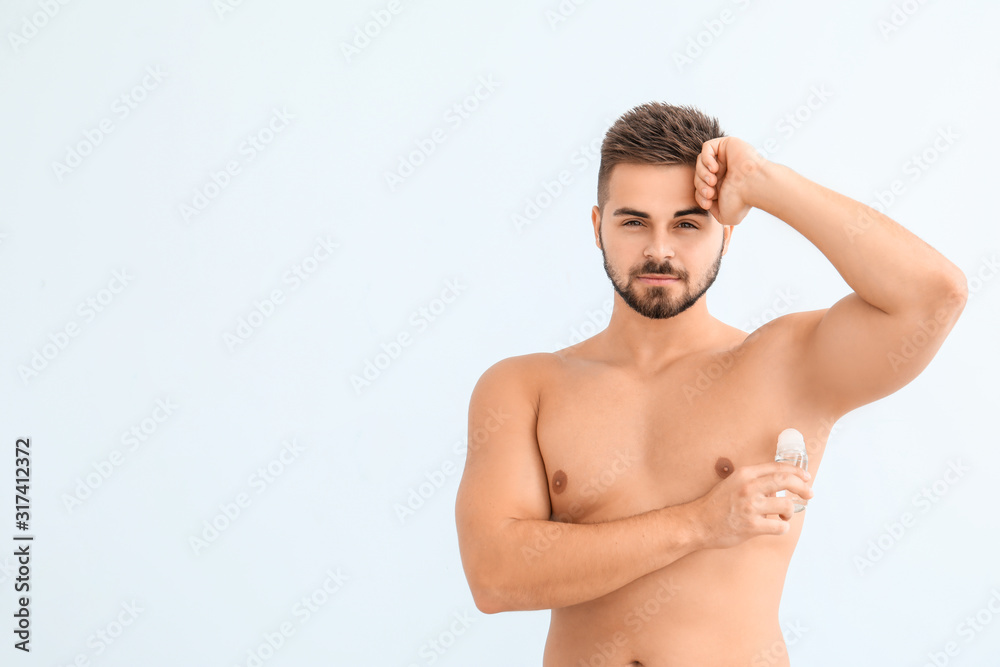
597;102;725;215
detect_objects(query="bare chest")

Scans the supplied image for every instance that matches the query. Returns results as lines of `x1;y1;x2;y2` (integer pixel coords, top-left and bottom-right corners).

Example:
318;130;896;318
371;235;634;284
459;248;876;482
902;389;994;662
536;349;821;524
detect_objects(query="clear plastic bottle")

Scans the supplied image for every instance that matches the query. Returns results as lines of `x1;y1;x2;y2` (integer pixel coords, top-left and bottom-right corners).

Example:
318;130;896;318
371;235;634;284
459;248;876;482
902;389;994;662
774;428;809;512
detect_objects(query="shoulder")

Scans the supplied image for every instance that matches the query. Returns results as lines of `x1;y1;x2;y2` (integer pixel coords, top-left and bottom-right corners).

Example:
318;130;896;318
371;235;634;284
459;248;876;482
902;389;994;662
739;308;826;347
470;352;562;409
473;352;561;394
729;308;829;372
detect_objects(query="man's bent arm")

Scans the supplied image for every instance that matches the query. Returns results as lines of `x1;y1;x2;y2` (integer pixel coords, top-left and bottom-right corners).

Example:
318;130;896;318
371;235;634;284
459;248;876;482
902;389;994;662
455;356;705;614
749;160;966;314
477;504;704;613
742;158;967;414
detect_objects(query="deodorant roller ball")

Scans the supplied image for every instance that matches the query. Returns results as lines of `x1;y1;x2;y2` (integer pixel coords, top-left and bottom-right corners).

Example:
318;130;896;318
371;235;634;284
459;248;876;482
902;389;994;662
774;428;809;512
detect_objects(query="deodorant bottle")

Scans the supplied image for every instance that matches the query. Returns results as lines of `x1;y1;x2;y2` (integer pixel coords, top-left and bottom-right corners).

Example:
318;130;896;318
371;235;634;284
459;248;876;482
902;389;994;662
774;428;809;512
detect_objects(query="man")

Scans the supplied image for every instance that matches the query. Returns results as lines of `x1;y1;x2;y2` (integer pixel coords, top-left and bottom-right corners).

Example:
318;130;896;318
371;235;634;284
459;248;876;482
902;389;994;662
454;102;967;666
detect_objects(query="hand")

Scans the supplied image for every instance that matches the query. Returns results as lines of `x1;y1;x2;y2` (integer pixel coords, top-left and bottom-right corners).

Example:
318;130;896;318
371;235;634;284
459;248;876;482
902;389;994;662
690;461;814;550
694;137;769;226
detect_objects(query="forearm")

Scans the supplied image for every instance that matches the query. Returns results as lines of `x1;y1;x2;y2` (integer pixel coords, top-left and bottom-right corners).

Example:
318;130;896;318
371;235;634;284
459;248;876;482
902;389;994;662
479;503;704;613
749;161;967;314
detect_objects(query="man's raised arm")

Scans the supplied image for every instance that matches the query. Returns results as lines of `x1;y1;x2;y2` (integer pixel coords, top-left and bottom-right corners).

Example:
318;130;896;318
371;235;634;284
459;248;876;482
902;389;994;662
694;138;968;417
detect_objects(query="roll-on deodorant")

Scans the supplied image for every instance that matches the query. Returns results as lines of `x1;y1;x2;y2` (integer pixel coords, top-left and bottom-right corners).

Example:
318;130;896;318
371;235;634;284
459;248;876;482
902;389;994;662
774;428;809;512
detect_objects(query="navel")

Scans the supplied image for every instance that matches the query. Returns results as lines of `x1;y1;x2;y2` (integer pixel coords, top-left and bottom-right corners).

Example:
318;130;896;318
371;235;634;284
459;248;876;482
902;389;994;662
715;457;734;479
552;470;568;494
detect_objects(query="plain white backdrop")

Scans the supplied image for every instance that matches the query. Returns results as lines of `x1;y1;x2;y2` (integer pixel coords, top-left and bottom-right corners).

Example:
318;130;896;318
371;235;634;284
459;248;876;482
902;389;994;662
1;0;999;665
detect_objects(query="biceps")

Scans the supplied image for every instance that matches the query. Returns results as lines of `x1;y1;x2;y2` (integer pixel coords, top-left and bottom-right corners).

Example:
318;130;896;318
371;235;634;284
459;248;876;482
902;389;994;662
456;363;552;538
797;293;961;415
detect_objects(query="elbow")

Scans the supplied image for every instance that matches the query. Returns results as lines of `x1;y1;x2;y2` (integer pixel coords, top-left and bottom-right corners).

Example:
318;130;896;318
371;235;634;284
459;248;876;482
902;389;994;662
917;268;968;320
473;591;504;615
468;575;507;615
937;269;969;315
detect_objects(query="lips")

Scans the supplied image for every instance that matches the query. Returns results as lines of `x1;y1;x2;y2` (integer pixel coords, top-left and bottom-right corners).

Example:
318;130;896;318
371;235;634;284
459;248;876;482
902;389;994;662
637;274;679;284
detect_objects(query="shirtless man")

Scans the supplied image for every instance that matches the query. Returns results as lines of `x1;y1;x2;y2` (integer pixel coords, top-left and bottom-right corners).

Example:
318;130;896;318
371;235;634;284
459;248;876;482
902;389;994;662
454;102;967;666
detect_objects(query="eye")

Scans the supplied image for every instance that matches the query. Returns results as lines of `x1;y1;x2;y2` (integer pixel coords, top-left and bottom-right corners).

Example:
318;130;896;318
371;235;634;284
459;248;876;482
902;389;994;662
623;219;643;227
678;221;697;229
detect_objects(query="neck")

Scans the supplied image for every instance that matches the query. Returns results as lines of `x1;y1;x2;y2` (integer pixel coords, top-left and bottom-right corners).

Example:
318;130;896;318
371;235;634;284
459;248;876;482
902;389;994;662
598;291;721;370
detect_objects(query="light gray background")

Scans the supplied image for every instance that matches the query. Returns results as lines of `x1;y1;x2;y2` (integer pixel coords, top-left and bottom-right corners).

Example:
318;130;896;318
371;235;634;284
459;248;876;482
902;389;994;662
2;0;999;665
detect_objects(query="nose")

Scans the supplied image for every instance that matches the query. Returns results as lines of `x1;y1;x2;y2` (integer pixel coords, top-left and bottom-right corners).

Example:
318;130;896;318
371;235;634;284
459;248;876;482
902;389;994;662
644;227;675;261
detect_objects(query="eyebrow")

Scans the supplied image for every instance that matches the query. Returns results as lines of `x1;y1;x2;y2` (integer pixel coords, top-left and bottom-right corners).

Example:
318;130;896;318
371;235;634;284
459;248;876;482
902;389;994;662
612;206;709;219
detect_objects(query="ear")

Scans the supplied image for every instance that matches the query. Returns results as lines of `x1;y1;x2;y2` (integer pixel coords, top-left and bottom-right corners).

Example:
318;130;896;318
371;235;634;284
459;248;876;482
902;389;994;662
721;225;733;256
592;206;602;250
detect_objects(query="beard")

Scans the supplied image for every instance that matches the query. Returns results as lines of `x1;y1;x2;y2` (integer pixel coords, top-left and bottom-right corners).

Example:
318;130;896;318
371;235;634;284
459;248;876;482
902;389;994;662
600;233;724;320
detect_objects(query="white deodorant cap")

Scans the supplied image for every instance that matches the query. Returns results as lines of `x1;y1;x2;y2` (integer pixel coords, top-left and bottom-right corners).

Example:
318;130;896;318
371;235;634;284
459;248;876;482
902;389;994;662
776;428;805;452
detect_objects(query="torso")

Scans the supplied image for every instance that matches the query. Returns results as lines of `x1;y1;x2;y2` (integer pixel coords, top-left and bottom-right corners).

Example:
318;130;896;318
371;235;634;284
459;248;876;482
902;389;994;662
534;320;837;667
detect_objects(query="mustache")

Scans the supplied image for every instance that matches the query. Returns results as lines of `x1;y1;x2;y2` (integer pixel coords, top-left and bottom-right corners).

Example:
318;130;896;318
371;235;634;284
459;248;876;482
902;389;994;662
634;265;684;279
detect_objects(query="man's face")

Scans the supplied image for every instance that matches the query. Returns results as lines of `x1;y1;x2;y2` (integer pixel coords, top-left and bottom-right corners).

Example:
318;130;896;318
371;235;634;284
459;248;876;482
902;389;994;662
593;163;731;320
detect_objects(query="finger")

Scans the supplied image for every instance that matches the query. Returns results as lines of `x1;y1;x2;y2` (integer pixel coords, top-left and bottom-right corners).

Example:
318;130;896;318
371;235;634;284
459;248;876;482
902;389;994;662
693;171;708;193
692;179;713;209
757;514;792;536
695;159;715;186
702;140;719;172
760;473;813;499
697;189;713;211
748;461;812;482
766;482;814;506
759;497;796;520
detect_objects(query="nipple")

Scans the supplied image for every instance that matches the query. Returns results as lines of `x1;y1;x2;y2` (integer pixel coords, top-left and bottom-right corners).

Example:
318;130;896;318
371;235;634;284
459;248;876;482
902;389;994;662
552;470;568;494
715;457;734;479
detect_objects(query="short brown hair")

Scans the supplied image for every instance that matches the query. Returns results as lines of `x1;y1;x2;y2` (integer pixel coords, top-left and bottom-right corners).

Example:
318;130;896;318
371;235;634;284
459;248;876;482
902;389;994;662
597;102;725;215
